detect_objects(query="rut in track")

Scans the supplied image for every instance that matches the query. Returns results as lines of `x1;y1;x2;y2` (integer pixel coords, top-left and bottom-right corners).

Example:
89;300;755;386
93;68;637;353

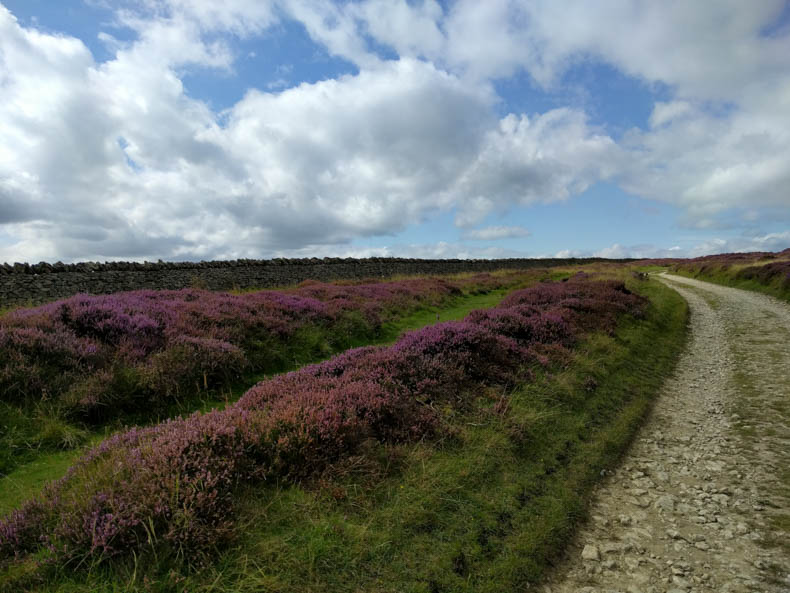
543;274;790;593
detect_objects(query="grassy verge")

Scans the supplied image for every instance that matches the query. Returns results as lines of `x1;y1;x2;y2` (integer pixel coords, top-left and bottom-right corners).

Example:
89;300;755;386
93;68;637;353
671;264;790;304
17;277;687;592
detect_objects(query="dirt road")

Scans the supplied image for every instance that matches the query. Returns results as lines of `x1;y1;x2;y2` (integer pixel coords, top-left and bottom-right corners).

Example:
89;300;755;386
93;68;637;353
543;274;790;593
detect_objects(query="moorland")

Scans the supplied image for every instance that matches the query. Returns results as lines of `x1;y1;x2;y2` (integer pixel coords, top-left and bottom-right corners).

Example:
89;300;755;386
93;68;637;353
0;259;710;591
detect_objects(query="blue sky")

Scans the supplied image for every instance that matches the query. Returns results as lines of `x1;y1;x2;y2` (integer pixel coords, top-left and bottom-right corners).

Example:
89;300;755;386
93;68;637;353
1;1;789;263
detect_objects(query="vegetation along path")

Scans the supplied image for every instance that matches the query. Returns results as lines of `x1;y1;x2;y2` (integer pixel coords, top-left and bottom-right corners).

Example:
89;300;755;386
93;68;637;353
544;274;790;593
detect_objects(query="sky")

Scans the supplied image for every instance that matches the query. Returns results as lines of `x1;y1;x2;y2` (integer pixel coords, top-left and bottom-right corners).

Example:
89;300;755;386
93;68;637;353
1;1;789;263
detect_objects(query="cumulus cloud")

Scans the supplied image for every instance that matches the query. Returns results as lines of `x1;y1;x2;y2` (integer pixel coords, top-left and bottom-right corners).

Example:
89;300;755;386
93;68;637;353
221;59;495;242
350;0;444;60
683;232;790;258
116;0;279;39
451;109;619;226
0;3;242;261
648;101;694;129
619;104;790;227
592;244;651;259
461;226;531;241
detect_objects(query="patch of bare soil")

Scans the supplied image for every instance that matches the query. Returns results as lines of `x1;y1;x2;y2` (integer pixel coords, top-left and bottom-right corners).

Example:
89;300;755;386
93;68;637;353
543;274;790;593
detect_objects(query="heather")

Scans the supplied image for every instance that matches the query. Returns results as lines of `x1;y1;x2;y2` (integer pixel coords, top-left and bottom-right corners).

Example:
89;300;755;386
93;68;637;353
0;274;521;424
671;248;790;303
0;276;647;575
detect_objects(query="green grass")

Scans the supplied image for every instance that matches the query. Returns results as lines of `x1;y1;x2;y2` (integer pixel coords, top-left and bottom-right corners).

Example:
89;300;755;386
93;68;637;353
13;277;688;592
377;288;513;342
0;403;90;476
0;449;89;517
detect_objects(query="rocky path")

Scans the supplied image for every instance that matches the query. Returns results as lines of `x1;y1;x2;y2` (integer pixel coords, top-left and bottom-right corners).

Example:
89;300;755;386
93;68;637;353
543;274;790;593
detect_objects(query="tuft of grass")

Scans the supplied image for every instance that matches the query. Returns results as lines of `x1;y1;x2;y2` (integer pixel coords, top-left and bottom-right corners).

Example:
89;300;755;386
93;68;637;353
0;404;89;476
14;277;688;592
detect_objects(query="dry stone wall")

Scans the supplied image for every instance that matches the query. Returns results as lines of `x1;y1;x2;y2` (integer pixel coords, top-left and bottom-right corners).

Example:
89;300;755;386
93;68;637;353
0;257;626;306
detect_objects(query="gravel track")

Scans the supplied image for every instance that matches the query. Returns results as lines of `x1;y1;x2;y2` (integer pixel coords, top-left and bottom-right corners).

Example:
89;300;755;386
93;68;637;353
543;274;790;593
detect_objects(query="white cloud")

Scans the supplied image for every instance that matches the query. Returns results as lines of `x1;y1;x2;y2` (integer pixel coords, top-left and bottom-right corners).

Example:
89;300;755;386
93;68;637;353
0;4;245;261
553;249;586;258
280;1;790;231
269;240;528;260
118;0;278;38
684;232;790;258
336;1;790;230
648;101;693;129
462;226;530;241
619;104;790;226
279;0;380;69
592;243;636;259
587;232;790;260
439;1;790;100
439;1;790;228
221;58;496;241
442;1;552;83
451;109;619;226
350;0;445;60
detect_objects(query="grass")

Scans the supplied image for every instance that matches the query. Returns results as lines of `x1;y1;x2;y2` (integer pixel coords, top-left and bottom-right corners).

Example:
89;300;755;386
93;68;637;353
0;449;90;517
0;403;92;475
377;288;517;342
9;276;688;592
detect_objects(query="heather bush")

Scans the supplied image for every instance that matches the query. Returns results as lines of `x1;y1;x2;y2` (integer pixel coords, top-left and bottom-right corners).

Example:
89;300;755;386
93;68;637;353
0;276;486;418
0;277;647;570
0;326;101;405
61;367;147;421
59;336;251;421
458;272;510;295
0;499;50;562
466;306;573;347
147;336;247;398
241;322;529;415
735;259;790;288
